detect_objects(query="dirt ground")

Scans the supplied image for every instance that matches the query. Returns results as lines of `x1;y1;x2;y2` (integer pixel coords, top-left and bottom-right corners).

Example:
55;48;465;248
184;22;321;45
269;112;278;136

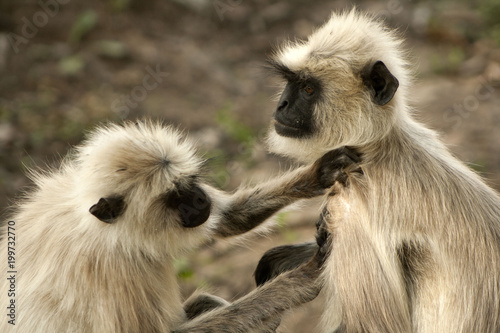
1;0;499;332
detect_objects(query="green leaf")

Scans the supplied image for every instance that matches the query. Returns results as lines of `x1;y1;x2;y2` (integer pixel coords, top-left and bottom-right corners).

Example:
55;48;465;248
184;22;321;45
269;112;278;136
215;105;255;144
174;258;194;281
94;40;129;59
68;10;98;45
109;0;132;12
58;55;85;76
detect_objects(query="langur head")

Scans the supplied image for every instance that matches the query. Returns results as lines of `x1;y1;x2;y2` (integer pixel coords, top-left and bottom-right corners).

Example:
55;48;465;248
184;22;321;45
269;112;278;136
76;120;214;254
266;9;411;162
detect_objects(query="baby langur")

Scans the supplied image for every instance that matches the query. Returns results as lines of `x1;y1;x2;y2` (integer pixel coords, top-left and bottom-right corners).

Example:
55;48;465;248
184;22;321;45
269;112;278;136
259;9;500;333
0;120;359;333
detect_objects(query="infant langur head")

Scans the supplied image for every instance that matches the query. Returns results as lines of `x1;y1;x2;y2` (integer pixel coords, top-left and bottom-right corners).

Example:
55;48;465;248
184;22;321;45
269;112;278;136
75;121;215;255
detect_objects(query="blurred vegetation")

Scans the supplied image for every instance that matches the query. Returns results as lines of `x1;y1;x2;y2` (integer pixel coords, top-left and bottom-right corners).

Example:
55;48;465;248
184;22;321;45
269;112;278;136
174;257;195;281
109;0;133;12
204;148;231;189
478;0;500;45
1;0;499;218
215;104;255;146
202;104;259;188
430;47;466;74
469;160;488;174
68;10;98;45
58;55;85;77
275;212;300;242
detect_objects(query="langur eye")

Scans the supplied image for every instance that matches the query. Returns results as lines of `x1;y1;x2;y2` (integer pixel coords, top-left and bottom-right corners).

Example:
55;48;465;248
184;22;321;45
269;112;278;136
304;85;314;95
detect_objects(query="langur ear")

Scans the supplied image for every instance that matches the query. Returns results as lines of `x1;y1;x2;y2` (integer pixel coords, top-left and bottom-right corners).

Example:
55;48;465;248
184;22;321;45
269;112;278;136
89;196;126;223
361;60;399;106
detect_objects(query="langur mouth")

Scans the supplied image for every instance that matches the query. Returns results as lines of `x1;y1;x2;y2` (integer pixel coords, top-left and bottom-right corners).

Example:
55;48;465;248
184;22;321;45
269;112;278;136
274;120;304;138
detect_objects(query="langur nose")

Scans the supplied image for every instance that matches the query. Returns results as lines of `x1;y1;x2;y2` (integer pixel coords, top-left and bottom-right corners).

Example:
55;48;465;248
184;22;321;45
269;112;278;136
164;185;212;228
277;100;289;112
179;188;212;228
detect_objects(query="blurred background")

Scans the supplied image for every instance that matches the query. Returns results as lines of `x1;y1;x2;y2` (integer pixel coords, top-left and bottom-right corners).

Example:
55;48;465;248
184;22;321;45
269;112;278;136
0;0;499;331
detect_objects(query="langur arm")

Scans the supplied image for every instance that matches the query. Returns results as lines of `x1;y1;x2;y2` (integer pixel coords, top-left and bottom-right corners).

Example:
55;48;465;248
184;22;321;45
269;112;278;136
212;147;361;238
183;293;281;333
172;228;331;333
183;293;230;320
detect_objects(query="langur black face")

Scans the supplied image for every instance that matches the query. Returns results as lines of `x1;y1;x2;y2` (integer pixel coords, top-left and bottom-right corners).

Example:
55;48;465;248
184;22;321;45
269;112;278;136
271;63;323;138
270;60;399;141
89;182;212;228
163;183;212;228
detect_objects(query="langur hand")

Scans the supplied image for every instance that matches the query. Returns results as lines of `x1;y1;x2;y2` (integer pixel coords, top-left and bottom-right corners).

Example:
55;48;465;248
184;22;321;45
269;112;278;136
291;146;362;198
315;146;362;189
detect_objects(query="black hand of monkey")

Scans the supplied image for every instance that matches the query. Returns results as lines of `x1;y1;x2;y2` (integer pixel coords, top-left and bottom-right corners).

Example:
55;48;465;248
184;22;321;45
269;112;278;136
254;242;318;286
317;146;362;189
254;211;332;286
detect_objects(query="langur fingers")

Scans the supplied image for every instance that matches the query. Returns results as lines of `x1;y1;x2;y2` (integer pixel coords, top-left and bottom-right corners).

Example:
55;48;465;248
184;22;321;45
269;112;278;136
316;146;363;189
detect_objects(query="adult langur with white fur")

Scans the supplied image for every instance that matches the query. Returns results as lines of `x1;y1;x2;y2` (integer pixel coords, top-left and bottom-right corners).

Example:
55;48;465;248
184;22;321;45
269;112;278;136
0;120;360;333
256;9;500;333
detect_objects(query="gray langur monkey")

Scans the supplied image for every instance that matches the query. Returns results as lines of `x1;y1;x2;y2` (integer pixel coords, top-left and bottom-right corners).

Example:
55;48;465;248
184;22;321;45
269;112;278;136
0;120;360;333
257;9;500;333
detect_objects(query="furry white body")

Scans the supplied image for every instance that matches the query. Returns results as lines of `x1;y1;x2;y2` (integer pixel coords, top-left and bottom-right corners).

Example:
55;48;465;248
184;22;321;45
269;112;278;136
0;123;215;332
321;121;500;332
268;10;500;333
1;121;334;332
